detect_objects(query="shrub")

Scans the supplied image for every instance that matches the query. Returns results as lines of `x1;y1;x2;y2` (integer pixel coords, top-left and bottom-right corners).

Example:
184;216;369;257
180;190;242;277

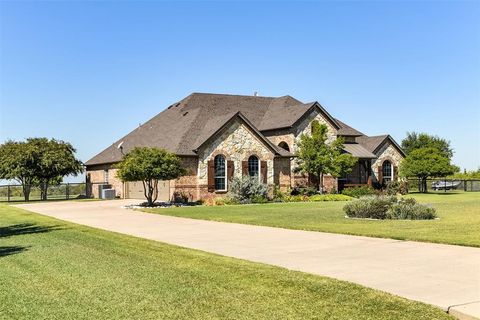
343;195;397;219
387;198;437;220
385;181;408;195
344;196;436;220
309;194;353;202
251;195;269;204
273;185;287;202
201;194;239;206
291;186;318;196
172;191;191;203
229;176;268;202
284;194;309;202
341;186;376;198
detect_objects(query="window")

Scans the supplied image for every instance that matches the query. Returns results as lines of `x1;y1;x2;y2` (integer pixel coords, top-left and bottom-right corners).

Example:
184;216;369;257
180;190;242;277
104;169;109;183
214;155;226;191
278;141;290;152
248;155;259;178
382;160;392;183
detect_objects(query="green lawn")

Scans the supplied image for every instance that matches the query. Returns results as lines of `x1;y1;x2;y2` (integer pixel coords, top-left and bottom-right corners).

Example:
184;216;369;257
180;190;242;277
0;204;451;319
143;192;480;247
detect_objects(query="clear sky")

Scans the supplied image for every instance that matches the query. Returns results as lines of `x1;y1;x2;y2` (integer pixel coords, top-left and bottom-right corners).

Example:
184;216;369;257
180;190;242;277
1;1;479;182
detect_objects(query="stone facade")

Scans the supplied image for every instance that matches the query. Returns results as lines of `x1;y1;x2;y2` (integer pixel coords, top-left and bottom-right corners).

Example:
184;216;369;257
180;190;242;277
371;142;404;182
264;129;295;152
197;118;276;193
86;106;403;200
291;110;337;191
293;109;337;151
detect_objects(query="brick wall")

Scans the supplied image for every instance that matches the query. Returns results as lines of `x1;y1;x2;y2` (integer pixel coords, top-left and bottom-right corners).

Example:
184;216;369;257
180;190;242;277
86;163;124;198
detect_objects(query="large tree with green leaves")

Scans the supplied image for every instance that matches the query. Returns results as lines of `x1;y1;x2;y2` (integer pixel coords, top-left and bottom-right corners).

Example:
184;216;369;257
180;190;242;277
401;132;453;158
116;147;186;206
28;138;83;200
296;121;357;193
0;138;83;201
0;141;37;201
400;147;458;192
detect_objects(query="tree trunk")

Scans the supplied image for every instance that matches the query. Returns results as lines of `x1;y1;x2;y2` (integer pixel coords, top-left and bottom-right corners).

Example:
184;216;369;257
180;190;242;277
142;180;154;206
152;179;159;204
41;180;49;201
22;180;31;202
422;177;428;193
146;180;155;206
318;172;324;194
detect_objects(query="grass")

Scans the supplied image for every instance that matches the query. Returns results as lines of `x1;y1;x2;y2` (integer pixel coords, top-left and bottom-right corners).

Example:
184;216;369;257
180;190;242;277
0;204;452;319
143;192;480;247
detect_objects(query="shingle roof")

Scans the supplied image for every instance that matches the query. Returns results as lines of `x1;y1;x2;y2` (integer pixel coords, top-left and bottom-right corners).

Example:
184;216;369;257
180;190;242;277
86;93;303;165
342;143;377;158
356;135;389;153
335;118;364;136
356;134;406;157
85;92;399;166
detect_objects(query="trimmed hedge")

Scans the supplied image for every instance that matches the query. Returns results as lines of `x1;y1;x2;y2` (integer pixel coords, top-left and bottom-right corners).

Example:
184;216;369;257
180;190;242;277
344;196;436;220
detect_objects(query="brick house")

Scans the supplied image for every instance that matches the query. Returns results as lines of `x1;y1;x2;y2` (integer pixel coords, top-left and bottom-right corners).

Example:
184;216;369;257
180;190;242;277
85;93;405;200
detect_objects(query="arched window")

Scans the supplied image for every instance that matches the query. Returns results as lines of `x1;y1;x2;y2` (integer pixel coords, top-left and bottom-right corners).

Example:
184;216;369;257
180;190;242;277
248;155;259;178
214;155;226;191
278;141;290;152
382;160;392;183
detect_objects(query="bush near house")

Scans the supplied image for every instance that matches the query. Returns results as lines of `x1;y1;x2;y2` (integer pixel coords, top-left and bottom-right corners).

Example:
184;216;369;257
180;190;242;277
344;196;436;220
229;176;268;203
385;181;409;195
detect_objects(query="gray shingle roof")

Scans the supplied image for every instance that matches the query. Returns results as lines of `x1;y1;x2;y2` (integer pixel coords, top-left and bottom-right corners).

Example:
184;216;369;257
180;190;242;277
335;118;364;136
85;92;399;166
356;134;406;157
342;143;377;158
86;93;303;165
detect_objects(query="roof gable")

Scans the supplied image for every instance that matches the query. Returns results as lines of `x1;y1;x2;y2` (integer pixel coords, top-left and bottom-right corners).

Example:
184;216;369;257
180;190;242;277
85;92;389;166
195;112;292;157
356;135;405;157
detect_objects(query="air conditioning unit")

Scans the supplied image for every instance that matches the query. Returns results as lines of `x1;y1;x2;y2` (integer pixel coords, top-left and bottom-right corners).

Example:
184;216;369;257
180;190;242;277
102;189;116;199
98;184;112;198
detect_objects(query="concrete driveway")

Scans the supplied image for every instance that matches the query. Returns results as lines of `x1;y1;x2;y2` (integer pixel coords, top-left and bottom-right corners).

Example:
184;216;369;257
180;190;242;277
16;199;480;319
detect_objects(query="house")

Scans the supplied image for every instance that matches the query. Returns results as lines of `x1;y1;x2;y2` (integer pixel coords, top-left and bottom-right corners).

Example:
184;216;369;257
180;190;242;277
85;93;405;200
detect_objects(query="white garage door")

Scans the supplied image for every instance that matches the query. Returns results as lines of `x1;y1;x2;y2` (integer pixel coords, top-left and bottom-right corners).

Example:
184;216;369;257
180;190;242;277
126;181;170;202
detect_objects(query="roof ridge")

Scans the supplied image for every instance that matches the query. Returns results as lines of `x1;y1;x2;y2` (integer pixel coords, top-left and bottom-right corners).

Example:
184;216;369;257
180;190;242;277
189;92;278;99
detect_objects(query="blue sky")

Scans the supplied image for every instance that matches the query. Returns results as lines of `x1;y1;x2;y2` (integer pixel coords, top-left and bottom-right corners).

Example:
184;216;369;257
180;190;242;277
1;1;479;181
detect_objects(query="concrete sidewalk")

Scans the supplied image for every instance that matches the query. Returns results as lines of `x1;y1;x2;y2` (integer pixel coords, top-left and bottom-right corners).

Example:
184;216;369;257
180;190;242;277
16;200;480;319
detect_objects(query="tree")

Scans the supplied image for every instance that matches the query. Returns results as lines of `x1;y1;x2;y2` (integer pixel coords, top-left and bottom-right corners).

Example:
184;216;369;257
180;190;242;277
0;141;37;201
296;121;357;193
116;147;186;206
0;138;83;201
28;138;83;200
400;147;459;193
401;132;453;158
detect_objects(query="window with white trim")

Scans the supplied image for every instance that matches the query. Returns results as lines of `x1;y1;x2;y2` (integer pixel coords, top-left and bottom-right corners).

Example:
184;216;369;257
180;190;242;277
104;169;109;183
214;155;226;191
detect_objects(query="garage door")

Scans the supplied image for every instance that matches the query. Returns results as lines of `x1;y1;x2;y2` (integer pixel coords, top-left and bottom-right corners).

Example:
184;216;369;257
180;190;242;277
126;181;170;202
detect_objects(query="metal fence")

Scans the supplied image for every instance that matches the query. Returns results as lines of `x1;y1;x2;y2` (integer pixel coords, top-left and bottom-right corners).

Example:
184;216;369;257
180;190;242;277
0;183;89;202
406;178;480;193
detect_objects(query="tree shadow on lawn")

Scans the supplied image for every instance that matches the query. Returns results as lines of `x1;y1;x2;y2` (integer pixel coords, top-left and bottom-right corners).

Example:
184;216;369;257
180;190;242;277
0;246;29;257
0;223;63;238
